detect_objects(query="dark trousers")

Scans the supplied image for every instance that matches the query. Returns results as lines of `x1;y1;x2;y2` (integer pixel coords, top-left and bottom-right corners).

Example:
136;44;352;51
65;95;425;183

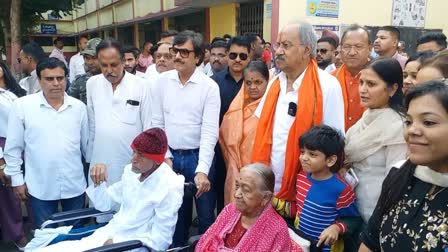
29;193;85;229
214;145;226;214
171;148;216;247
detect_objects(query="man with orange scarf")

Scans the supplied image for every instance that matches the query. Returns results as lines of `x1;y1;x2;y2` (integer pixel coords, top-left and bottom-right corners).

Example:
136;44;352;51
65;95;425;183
331;24;372;131
252;21;345;217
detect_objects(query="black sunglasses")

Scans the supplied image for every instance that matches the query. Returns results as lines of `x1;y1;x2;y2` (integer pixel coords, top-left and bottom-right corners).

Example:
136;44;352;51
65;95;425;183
169;47;195;58
228;52;248;61
317;49;329;54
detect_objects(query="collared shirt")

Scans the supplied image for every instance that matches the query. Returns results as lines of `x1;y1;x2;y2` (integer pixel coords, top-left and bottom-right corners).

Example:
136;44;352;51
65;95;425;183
151;69;220;175
211;68;243;124
86;72;152;184
4;92;88;200
85;163;184;251
392;52;408;70
49;48;68;67
69;52;86;82
344;70;364;130
135;71;146;79
325;63;337;73
19;70;41;95
0;88;18;138
255;68;345;193
143;64;158;80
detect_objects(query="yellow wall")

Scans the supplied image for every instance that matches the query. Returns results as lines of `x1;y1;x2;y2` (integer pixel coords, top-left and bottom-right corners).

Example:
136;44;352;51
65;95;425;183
115;0;134;23
99;7;114;26
209;3;237;39
263;0;272;42
278;0;447;34
163;0;176;10
85;0;97;14
99;0;112;8
86;13;98;30
135;0;161;17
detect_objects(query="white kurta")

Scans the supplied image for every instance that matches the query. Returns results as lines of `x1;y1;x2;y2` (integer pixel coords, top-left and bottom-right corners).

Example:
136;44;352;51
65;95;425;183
37;163;185;252
19;70;41;95
86;72;152;185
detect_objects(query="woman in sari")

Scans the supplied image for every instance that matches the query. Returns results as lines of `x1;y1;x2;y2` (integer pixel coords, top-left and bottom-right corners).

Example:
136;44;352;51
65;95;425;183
195;163;302;252
219;61;269;205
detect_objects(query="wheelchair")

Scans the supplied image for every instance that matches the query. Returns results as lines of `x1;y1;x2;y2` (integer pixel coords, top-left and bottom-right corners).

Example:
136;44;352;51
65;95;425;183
37;182;201;252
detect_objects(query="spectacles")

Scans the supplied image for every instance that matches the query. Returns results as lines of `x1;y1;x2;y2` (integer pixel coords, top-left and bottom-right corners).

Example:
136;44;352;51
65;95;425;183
228;52;248;61
155;53;173;60
341;44;367;53
169;47;194;58
43;76;66;82
317;48;329;54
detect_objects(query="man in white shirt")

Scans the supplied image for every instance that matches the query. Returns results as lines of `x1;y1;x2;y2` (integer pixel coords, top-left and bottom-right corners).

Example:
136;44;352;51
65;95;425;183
18;42;47;95
49;38;68;67
87;38;152;195
4;58;88;229
151;30;220;247
38;128;185;252
122;45;145;78
252;21;345;212
143;42;175;80
69;36;88;82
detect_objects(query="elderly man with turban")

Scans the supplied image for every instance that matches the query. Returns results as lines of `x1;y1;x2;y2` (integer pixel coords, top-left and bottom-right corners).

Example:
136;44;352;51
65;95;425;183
36;128;185;252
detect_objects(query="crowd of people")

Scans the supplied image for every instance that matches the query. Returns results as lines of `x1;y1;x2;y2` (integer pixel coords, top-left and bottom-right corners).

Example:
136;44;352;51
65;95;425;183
0;20;447;252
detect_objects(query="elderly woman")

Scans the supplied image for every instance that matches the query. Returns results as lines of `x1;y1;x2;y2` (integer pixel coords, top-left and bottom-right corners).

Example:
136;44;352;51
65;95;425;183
416;49;448;84
402;51;435;95
219;61;269;205
359;81;448;251
195;163;302;251
344;57;408;223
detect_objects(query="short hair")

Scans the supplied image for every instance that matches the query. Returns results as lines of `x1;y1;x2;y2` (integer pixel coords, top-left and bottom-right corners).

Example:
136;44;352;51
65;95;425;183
404;80;448;113
53;38;63;45
226;36;251;53
21;42;47;63
36;57;68;79
121;45;140;59
143;41;153;47
243;32;261;44
150;44;159;57
79;36;88;42
244;61;269;82
299;125;345;172
419;50;448;78
223;34;232;40
161;30;178;39
173;30;204;66
317;36;338;49
341;24;371;45
241;163;275;193
96;38;124;58
296;21;318;58
416;32;447;50
405;50;436;66
265;41;271;46
211;37;226;44
378;26;400;40
210;40;227;51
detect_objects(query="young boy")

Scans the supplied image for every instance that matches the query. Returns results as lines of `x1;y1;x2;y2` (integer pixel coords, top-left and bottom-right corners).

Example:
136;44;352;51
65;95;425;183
295;125;358;252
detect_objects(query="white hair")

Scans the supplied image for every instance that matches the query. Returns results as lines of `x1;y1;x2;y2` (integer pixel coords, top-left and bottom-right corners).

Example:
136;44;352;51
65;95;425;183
286;20;318;58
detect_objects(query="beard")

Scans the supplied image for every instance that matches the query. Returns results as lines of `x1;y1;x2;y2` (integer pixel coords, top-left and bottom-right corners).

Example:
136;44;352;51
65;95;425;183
317;58;332;69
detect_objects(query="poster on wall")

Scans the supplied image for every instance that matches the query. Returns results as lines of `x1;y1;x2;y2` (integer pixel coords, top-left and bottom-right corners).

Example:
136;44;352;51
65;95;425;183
392;0;426;27
306;0;339;18
313;25;340;38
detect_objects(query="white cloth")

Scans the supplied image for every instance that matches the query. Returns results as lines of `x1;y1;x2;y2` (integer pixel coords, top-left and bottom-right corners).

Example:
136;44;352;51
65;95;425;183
49;48;68;67
151;69;220;175
19;70;41;95
25;226;73;251
255;68;345;193
135;70;146;79
86;72;152;185
143;64;158;80
4;92;88;200
202;62;212;76
39;163;185;252
324;63;336;73
69;52;85;82
0;87;18;138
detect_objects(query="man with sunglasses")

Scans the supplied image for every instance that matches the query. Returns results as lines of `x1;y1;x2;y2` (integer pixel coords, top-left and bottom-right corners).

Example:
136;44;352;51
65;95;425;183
18;42;47;95
317;36;338;72
4;58;88;229
211;36;251;213
151;30;220;248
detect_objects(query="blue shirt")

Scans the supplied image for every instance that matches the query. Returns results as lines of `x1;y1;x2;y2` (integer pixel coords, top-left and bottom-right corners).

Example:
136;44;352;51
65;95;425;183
211;68;243;124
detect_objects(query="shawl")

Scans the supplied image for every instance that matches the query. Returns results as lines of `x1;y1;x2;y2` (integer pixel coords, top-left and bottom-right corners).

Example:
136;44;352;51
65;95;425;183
251;59;323;201
345;108;405;163
195;203;302;252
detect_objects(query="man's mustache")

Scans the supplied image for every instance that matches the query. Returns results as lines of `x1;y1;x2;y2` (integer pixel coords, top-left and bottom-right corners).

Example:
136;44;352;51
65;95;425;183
275;56;285;61
106;73;118;78
174;58;183;63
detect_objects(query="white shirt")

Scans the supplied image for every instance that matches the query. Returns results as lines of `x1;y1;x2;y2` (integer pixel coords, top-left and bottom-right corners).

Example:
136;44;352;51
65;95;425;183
144;64;158;80
135;70;146;79
69;52;85;82
49;48;68;67
325;63;336;73
4;92;88;200
202;62;212;76
87;72;152;185
0;88;18;138
39;163;185;252
151;69;220;175
19;70;41;95
255;68;345;193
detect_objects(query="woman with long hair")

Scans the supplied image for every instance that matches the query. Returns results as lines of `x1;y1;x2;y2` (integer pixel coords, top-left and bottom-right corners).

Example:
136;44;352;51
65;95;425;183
0;61;28;250
359;81;448;251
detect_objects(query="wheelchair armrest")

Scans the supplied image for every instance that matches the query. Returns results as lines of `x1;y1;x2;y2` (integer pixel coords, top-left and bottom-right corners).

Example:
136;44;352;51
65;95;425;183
84;240;145;252
41;208;115;229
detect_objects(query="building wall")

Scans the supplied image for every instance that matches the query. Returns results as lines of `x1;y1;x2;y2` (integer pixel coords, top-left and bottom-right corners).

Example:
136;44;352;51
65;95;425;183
209;3;237;39
278;0;447;34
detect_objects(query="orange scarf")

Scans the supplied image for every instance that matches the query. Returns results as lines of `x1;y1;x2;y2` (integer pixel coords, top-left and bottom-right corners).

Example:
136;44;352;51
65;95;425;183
334;64;349;126
251;59;323;201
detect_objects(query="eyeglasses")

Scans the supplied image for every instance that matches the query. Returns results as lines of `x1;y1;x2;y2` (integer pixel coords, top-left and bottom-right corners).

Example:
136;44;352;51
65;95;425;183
155;53;173;60
169;47;194;58
341;44;367;53
228;52;248;61
317;49;329;54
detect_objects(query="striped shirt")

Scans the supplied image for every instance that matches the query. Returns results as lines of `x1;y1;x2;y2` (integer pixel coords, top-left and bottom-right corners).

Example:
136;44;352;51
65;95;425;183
295;171;358;251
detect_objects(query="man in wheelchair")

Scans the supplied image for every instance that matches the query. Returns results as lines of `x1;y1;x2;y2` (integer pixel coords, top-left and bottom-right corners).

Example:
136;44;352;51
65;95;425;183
34;128;185;252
